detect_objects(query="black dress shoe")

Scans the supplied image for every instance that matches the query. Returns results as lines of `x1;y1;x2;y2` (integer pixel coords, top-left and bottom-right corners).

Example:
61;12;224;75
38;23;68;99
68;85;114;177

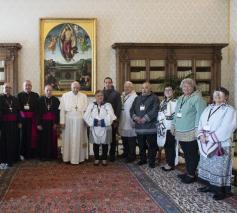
161;166;175;172
7;163;13;167
94;160;99;166
109;156;115;162
125;158;135;163
137;160;147;166
149;164;155;169
120;153;127;159
177;173;187;179
197;186;212;193
213;193;226;200
181;175;196;184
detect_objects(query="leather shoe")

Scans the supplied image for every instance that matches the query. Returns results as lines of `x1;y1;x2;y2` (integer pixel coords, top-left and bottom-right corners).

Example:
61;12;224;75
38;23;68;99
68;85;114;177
94;160;99;166
197;186;212;193
149;163;155;168
161;166;175;172
213;193;226;200
177;173;186;179
125;158;135;163
137;160;147;166
102;160;107;166
181;175;196;184
109;156;115;162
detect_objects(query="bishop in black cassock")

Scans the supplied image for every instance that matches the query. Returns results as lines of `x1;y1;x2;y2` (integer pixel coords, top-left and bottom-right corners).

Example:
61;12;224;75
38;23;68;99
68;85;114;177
37;85;60;160
0;83;21;167
17;80;39;159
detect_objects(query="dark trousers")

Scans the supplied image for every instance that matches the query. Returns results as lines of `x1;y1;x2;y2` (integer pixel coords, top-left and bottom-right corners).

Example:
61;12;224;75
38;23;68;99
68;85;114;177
180;140;199;176
93;144;108;160
164;130;176;167
0;122;19;166
121;136;137;161
109;125;117;158
20;118;38;159
137;134;158;166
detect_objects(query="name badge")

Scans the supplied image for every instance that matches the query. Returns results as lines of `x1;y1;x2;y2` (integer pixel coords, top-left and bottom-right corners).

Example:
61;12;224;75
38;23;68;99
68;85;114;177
158;112;164;121
177;112;182;118
140;105;145;111
24;105;30;110
203;124;210;131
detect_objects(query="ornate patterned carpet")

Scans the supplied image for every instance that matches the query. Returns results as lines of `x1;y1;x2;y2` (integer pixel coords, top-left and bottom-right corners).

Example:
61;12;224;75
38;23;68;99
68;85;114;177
132;163;237;213
0;161;165;212
0;160;236;212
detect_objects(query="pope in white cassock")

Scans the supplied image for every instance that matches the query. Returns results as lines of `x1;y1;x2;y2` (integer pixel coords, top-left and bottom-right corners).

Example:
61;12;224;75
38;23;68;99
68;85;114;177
59;81;88;164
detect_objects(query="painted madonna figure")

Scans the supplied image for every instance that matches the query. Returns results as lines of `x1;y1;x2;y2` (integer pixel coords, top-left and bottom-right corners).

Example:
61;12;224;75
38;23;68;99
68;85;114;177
197;87;237;200
83;90;116;166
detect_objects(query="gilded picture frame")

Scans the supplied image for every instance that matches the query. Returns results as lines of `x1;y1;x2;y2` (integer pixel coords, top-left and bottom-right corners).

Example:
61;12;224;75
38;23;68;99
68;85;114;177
40;18;96;96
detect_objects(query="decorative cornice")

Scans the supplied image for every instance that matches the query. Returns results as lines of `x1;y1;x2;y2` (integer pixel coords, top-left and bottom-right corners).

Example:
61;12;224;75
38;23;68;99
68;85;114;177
112;43;228;49
0;43;22;50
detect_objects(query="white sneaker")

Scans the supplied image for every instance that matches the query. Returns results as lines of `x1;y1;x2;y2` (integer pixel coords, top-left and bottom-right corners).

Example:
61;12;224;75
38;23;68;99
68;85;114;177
0;163;8;170
0;163;4;170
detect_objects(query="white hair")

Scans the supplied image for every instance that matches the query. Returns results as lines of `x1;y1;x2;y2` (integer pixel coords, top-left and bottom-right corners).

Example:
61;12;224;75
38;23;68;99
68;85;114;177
180;78;196;89
71;81;80;87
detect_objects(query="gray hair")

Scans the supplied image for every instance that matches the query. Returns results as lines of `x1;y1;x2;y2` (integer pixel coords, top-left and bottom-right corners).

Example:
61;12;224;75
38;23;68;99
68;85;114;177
180;78;196;89
124;81;134;89
23;80;32;85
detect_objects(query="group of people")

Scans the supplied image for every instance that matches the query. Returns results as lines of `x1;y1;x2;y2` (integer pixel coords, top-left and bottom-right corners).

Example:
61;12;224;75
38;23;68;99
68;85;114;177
0;80;60;168
0;77;236;201
158;78;236;200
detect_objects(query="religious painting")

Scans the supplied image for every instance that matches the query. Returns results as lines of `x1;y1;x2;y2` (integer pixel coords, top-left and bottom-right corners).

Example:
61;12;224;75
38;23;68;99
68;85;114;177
40;18;96;96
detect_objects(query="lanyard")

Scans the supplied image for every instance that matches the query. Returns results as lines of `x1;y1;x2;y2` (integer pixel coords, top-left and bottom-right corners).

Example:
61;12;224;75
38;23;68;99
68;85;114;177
44;97;52;111
207;105;223;122
24;92;31;105
5;97;13;111
123;95;131;104
122;94;131;106
179;96;190;112
97;105;101;115
141;95;150;106
160;98;171;112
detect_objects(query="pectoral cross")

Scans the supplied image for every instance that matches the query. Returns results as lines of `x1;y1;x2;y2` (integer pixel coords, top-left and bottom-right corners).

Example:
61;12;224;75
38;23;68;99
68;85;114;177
9;107;13;112
47;105;50;111
75;106;78;111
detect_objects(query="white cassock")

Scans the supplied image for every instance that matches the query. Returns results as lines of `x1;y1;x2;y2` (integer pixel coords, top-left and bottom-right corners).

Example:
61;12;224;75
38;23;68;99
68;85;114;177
118;91;137;137
83;102;117;144
59;91;88;164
